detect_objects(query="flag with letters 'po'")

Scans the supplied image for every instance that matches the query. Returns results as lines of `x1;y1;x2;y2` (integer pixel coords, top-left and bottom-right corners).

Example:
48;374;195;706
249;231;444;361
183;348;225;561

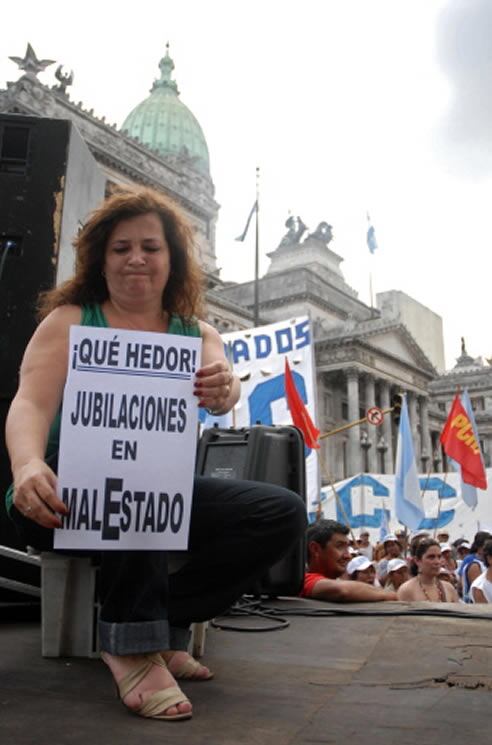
440;395;487;489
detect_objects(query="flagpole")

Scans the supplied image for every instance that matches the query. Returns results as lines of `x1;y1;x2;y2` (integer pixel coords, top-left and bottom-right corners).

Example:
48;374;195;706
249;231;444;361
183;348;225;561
254;166;260;327
369;270;374;318
317;451;357;544
225;340;237;428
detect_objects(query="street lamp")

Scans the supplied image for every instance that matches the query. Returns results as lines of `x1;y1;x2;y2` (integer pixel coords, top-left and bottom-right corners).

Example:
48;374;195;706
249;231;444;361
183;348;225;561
377;435;387;474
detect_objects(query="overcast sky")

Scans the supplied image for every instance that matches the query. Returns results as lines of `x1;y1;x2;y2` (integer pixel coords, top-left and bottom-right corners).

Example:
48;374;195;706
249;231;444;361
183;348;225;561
2;0;491;369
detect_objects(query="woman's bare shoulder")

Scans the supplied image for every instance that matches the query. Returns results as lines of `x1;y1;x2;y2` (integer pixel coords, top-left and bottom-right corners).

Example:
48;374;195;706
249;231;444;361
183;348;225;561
443;580;459;602
21;305;82;364
198;320;220;338
38;304;82;331
397;578;418;600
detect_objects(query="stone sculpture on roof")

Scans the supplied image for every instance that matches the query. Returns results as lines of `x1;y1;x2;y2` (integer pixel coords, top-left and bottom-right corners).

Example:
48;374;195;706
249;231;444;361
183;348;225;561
278;215;307;247
9;43;55;79
53;65;74;95
307;221;333;246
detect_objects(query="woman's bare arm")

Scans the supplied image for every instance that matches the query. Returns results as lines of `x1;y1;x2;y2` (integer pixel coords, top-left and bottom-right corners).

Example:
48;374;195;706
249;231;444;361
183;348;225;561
194;321;240;415
6;305;80;527
466;562;482;587
471;586;487;604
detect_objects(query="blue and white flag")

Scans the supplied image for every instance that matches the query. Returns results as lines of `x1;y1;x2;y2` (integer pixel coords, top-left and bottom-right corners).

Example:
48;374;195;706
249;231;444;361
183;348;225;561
367;213;378;254
379;503;390;542
447;389;484;509
395;395;425;530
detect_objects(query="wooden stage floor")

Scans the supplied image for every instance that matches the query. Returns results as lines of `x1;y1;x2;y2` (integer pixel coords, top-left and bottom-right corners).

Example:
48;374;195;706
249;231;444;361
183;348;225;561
2;598;492;744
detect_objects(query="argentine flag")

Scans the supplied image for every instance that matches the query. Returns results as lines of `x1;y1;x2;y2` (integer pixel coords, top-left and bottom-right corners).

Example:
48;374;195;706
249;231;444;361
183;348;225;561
394;395;425;530
366;213;378;254
379;504;390;542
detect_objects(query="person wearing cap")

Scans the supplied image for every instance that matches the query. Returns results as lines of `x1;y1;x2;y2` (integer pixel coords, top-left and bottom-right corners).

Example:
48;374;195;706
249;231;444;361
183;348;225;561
356;530;373;560
456;540;471;566
300;519;397;602
440;544;457;574
439;544;458;590
346;556;378;586
384;558;409;592
394;529;408;555
376;533;402;586
437;530;450;544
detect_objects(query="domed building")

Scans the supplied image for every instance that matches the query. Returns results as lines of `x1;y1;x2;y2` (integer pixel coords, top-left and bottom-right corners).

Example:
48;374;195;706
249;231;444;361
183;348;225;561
122;45;210;176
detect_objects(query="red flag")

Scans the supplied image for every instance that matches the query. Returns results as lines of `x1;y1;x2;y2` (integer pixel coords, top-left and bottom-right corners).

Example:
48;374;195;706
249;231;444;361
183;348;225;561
440;394;487;489
284;359;320;449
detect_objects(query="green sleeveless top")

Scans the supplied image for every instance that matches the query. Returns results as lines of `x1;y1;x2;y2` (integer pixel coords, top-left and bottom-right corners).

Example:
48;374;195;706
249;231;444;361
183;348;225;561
6;304;200;514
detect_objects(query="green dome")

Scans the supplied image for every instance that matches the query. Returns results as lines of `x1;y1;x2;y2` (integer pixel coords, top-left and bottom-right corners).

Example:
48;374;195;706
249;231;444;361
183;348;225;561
122;46;210;175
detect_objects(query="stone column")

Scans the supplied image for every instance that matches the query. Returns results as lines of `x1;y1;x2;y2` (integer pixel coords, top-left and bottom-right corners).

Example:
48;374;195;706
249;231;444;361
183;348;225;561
365;374;377;472
420;396;432;471
380;380;394;473
346;368;360;476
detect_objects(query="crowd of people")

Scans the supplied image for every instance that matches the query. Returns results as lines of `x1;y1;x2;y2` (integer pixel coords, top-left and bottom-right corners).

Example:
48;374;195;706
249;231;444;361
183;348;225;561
301;518;492;605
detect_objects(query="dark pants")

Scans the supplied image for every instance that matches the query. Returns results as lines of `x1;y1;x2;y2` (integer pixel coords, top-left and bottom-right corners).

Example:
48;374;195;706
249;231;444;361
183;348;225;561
11;476;306;654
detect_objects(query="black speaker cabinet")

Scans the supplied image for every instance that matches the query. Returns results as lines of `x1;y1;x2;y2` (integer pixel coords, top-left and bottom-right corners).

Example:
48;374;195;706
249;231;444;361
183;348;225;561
0;113;105;553
196;425;307;596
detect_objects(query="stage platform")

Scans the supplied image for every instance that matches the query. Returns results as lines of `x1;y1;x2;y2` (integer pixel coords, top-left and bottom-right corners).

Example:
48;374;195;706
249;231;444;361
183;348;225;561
2;598;492;744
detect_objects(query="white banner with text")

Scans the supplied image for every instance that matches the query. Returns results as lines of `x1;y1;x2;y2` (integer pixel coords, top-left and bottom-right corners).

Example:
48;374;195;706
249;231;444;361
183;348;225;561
201;316;319;506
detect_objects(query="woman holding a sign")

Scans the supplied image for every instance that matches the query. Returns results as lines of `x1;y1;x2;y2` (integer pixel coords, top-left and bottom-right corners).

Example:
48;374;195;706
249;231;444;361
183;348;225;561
5;188;306;721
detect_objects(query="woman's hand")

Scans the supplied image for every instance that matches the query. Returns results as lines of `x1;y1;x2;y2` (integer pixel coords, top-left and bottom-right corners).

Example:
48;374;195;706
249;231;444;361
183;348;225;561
194;360;236;416
13;458;68;529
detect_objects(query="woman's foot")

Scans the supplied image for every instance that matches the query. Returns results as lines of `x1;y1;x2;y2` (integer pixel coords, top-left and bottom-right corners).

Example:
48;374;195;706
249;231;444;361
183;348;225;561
102;651;192;719
162;650;214;681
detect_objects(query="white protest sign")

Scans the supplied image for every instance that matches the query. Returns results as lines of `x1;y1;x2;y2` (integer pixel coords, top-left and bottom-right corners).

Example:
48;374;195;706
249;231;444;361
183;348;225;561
54;326;201;550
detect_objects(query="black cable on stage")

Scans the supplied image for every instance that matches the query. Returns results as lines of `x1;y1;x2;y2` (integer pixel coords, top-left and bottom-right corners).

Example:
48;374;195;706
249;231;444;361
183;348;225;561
211;597;290;632
211;595;492;632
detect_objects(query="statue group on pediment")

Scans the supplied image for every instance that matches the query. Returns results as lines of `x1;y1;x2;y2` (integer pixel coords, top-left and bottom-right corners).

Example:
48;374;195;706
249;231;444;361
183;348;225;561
278;216;333;248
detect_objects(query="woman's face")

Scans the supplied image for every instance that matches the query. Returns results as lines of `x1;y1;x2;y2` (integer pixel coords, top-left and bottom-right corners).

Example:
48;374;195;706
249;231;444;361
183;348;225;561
104;212;171;307
416;545;442;577
389;566;409;589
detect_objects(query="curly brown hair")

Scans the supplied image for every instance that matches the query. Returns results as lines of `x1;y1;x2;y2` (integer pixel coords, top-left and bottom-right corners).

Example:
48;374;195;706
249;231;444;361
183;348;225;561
38;186;205;320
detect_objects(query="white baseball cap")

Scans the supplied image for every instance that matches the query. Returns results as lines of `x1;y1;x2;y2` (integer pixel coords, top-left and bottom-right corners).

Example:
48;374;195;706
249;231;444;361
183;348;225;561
387;558;407;573
411;530;430;540
347;555;374;575
383;533;398;543
440;543;452;553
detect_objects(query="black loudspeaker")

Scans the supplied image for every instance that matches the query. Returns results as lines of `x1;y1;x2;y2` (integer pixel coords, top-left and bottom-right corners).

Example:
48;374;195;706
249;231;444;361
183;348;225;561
0;113;105;553
195;425;306;596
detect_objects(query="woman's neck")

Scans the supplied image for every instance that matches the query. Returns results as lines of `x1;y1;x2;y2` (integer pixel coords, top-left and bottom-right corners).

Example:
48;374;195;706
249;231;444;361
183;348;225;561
103;299;168;332
418;573;437;586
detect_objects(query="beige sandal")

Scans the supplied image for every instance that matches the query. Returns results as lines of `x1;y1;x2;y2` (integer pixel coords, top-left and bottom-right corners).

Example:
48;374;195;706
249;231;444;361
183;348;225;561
166;652;214;681
112;653;192;721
